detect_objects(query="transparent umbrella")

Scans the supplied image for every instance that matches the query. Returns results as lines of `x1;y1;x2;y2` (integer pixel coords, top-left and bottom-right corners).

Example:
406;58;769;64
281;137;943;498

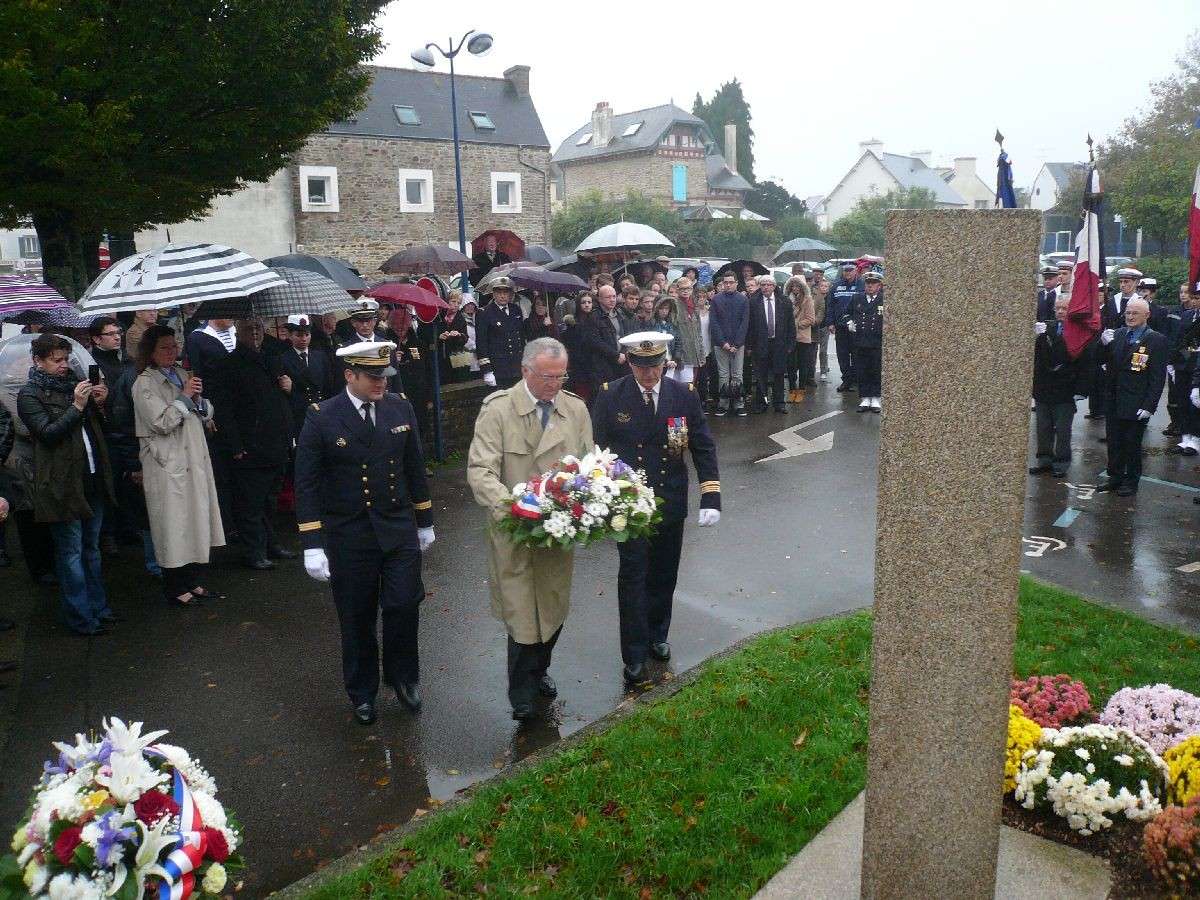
0;333;96;421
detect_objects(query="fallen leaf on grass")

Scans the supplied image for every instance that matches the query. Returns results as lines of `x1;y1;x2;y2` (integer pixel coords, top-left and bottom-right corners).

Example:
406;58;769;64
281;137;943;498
573;813;588;830
639;888;654;900
376;777;391;786
736;695;749;709
793;730;809;749
621;865;636;885
543;864;560;879
683;815;698;831
457;834;471;848
474;849;491;866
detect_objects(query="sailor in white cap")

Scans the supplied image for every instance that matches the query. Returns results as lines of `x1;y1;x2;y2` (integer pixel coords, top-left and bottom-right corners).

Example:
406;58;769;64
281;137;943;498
334;298;386;352
591;332;721;686
278;314;337;440
295;339;435;725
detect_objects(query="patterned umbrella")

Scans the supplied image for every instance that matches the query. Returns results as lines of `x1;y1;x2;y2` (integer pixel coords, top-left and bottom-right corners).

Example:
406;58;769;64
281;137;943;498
192;267;358;319
78;242;286;313
0;275;70;315
379;244;476;277
1;306;100;328
261;253;367;292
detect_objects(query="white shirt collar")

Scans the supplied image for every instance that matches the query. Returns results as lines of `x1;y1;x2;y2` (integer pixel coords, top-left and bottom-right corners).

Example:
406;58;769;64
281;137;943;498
524;380;555;409
345;387;372;412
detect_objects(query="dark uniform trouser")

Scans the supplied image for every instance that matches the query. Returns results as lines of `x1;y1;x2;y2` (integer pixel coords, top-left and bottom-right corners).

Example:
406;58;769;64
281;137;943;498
1106;417;1149;488
755;341;786;407
328;535;423;704
1035;400;1075;469
507;626;561;709
856;345;882;397
230;462;283;561
1167;371;1189;430
616;518;686;666
1088;360;1108;417
833;325;855;385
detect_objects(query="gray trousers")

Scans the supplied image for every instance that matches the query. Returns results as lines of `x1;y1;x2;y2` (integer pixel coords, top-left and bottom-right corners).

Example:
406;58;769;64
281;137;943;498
714;346;744;404
816;328;830;373
1035;400;1075;470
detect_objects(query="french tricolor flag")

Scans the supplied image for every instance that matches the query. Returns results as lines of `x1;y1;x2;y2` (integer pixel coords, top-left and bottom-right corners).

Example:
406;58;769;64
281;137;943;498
1188;161;1199;294
1064;164;1105;360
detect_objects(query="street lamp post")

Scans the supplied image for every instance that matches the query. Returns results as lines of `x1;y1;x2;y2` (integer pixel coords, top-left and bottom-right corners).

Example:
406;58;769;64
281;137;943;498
411;30;493;462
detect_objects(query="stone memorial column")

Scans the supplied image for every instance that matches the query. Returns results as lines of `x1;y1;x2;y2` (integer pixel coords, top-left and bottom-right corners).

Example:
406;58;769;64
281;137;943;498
861;209;1043;899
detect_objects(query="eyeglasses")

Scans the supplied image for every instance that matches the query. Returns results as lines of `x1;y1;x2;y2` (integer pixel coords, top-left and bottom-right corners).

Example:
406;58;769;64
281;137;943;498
527;369;569;382
99;330;122;337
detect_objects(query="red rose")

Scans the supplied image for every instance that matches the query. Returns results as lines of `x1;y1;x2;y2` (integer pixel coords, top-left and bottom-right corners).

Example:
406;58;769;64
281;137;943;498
133;790;180;825
53;826;83;865
571;503;584;518
203;827;230;862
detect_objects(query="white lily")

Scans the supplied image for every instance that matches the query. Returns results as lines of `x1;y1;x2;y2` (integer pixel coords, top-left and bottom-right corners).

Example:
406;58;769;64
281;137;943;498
102;718;169;757
52;733;101;769
95;752;166;805
132;818;178;900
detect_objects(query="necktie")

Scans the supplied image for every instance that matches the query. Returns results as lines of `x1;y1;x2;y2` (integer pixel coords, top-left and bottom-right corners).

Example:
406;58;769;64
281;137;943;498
538;400;552;429
300;351;308;367
766;299;775;339
362;402;374;428
643;389;654;412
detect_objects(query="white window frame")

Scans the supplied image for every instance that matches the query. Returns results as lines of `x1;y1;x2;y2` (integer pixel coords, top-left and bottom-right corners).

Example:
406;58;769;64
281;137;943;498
397;169;434;213
490;172;522;214
298;165;339;213
18;235;40;258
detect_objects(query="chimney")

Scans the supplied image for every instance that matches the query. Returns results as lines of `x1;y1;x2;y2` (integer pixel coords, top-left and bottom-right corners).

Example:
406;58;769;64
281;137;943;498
724;122;738;174
909;150;932;167
953;156;977;179
503;65;530;99
860;139;884;158
591;101;612;147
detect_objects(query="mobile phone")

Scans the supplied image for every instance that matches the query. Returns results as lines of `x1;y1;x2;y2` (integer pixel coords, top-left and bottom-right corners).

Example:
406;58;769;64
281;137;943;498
88;365;101;385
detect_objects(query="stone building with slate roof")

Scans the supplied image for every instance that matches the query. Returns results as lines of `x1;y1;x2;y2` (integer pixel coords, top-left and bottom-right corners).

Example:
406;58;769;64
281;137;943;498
133;65;551;276
1029;161;1086;212
551;102;753;216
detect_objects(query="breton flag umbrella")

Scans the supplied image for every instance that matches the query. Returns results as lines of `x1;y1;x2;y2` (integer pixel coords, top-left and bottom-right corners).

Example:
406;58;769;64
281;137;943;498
0;275;70;315
1064;147;1105;361
576;222;674;255
1188;159;1200;294
78;243;286;314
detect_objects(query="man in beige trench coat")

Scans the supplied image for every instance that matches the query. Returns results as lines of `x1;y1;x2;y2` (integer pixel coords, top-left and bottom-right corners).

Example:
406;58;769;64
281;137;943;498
467;337;593;720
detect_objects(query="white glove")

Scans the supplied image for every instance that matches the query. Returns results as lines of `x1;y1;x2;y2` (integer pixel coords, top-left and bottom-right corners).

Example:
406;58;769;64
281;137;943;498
846;320;857;333
1191;388;1200;409
698;508;720;527
1168;365;1175;382
482;372;497;387
1136;409;1151;421
418;527;435;551
1034;321;1047;335
303;548;330;582
1100;329;1115;345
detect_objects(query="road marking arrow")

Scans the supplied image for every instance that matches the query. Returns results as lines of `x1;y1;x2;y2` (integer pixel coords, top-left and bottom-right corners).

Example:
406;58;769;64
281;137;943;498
756;410;842;463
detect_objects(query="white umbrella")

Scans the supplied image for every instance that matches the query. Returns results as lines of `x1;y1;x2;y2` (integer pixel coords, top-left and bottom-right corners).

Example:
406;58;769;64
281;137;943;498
78;242;286;314
576;222;675;255
0;333;96;422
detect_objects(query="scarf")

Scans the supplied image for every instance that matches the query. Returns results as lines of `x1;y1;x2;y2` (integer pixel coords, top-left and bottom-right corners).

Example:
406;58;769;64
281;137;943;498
27;366;77;396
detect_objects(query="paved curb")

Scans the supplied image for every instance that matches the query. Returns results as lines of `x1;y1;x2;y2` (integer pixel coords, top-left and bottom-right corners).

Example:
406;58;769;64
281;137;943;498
270;605;870;898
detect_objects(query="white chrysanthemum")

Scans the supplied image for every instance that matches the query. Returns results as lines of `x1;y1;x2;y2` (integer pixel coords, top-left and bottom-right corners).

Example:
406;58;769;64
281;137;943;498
191;790;228;830
46;872;105;900
202;862;227;894
31;782;86;838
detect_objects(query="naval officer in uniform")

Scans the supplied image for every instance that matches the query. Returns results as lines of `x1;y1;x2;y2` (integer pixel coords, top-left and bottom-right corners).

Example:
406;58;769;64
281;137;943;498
590;332;721;685
294;340;436;725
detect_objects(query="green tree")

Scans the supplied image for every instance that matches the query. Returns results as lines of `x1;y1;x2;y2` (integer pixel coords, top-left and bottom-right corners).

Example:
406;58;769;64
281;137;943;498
693;80;755;183
747;180;806;221
0;0;386;297
825;187;940;253
550;191;685;253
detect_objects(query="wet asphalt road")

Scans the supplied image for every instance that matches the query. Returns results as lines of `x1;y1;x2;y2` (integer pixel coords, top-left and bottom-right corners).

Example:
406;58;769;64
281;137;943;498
1;362;1197;896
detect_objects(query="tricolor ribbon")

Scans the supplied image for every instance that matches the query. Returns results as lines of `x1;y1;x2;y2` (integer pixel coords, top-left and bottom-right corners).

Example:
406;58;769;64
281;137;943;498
156;768;208;900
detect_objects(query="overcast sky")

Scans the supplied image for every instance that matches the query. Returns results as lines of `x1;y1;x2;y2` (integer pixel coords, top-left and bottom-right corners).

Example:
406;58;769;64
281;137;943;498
373;0;1196;200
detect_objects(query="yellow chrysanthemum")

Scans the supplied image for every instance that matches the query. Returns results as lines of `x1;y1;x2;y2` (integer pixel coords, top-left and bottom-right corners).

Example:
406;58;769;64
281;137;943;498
82;790;110;811
1006;704;1042;793
1165;735;1200;804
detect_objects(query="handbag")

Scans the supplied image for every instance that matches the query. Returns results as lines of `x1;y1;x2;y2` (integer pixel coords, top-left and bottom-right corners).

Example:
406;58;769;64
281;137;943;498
449;350;474;369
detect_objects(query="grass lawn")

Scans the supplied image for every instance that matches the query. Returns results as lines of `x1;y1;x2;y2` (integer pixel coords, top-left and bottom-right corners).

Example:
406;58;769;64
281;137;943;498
302;578;1200;899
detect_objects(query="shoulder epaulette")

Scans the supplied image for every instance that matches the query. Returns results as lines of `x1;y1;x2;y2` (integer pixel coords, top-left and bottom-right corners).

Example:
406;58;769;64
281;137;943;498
560;389;580;399
601;382;609;391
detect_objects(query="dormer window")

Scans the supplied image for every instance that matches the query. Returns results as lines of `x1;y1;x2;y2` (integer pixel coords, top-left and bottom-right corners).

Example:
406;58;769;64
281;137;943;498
393;105;420;126
469;110;495;131
622;121;642;138
576;132;593;146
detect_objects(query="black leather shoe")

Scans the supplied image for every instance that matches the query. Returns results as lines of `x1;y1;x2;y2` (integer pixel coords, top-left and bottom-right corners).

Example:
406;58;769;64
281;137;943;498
511;702;535;721
1051;469;1069;478
836;383;849;393
1094;481;1116;493
246;558;276;570
649;642;671;661
353;701;376;725
1183;447;1199;457
1164;425;1182;436
538;675;557;697
268;547;298;560
623;663;647;686
773;406;787;414
1084;413;1105;420
397;682;422;712
1028;465;1051;475
1116;484;1138;497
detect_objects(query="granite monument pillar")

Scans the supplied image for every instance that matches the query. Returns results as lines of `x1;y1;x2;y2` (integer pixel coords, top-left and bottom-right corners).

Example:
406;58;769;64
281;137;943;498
861;208;1043;899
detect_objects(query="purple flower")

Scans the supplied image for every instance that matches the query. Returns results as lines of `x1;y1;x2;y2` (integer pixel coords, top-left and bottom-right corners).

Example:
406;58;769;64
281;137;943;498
42;752;71;780
570;475;590;491
86;738;114;766
611;461;632;478
94;812;136;867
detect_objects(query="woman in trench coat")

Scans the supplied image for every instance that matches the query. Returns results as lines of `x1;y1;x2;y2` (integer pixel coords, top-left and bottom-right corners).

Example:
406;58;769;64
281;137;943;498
132;325;225;605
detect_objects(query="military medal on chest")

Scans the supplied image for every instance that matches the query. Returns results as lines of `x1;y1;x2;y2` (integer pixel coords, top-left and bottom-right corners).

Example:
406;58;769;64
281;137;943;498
1130;346;1148;372
666;416;688;457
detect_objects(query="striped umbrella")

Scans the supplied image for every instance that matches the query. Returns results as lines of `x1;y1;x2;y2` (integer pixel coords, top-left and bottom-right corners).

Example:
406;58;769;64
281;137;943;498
0;275;70;314
193;267;358;319
1;306;100;328
78;243;286;313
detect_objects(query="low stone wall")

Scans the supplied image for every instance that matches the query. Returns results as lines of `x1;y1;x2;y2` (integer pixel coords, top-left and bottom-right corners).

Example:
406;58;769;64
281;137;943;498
438;378;492;456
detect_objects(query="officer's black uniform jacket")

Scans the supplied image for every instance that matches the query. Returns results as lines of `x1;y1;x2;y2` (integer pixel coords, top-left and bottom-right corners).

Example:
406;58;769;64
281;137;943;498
590;375;720;524
475;301;525;383
294;389;433;553
846;289;885;349
274;345;337;439
1105;326;1169;420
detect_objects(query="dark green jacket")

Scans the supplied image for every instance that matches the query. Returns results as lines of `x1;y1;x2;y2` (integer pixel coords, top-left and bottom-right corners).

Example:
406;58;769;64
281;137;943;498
16;382;114;523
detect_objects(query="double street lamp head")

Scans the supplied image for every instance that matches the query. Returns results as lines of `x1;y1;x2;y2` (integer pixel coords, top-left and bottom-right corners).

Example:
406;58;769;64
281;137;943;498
410;31;493;66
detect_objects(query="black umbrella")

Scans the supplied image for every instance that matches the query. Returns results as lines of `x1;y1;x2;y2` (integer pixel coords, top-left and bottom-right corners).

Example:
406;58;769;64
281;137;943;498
714;259;769;288
262;253;366;292
380;245;475;277
522;245;561;266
